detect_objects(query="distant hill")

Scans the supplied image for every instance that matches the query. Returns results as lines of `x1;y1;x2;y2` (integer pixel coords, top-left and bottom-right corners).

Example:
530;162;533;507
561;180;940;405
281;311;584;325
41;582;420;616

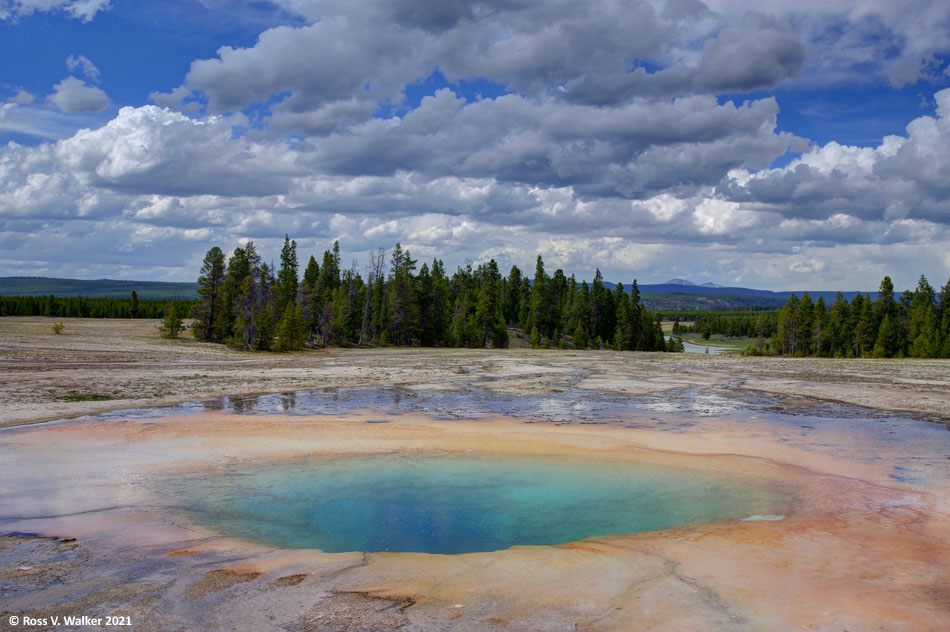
636;283;876;304
662;278;725;290
664;278;696;286
640;292;786;310
0;277;199;299
603;281;877;310
0;275;877;310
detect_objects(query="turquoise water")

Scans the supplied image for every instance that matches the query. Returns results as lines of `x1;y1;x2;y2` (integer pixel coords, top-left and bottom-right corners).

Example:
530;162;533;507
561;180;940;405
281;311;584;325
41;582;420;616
163;455;788;554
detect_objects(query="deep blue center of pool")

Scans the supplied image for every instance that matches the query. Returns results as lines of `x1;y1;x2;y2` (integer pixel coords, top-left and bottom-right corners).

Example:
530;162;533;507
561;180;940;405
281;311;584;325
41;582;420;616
166;455;786;554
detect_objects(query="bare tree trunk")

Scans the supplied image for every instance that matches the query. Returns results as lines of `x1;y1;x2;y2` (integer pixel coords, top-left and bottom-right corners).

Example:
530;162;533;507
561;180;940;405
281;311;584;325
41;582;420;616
359;248;385;345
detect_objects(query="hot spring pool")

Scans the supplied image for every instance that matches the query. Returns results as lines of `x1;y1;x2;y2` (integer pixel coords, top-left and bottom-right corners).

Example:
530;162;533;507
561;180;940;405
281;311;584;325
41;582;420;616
160;454;788;554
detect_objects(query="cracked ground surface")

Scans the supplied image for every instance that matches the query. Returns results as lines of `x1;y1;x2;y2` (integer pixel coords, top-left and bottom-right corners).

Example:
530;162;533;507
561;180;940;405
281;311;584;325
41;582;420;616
2;317;949;631
2;316;950;428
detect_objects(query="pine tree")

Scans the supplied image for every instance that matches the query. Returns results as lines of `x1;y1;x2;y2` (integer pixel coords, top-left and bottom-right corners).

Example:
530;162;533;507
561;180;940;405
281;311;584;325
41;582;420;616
853;294;876;356
548;269;568;338
775;294;799;355
302;255;319;294
517;277;531;330
317;299;334;347
430;259;451;345
505;265;523;325
388;243;418;345
877;276;896;321
796;292;814;356
528;255;548;338
755;313;768;354
475;259;509;348
529;326;540;349
276;303;308;351
873;314;902;357
161;300;183;339
331;264;363;345
449;263;478;347
629;280;642;349
276;235;299;315
570;281;591;349
938;277;950;357
908;274;938;358
221;245;249;341
814;296;827;356
316;242;341;303
614;287;632;350
231;241;263;350
828;293;849;356
590;269;605;343
254;302;276;351
193;246;227;342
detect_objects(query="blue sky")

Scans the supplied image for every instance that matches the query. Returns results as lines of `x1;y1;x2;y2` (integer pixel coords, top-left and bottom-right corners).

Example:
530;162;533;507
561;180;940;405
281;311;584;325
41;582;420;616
2;0;950;290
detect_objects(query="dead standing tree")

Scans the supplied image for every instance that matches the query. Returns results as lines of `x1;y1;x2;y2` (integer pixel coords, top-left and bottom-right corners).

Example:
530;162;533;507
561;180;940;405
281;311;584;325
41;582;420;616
359;247;386;345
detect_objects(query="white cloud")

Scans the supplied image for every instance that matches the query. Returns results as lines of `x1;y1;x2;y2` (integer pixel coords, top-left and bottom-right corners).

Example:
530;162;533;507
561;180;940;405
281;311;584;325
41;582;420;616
66;54;100;82
720;87;950;224
8;89;35;104
4;2;950;288
157;0;950;127
0;102;109;139
2;90;949;288
48;76;109;113
0;0;110;22
789;259;826;273
704;0;950;87
148;85;193;109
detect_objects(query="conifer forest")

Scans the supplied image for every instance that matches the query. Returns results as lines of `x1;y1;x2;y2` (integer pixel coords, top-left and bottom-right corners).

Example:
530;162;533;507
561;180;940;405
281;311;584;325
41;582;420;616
190;236;673;353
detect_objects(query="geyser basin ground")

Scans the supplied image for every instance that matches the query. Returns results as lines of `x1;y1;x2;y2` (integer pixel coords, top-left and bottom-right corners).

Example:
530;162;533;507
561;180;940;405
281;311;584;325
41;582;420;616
161;454;789;554
2;403;948;632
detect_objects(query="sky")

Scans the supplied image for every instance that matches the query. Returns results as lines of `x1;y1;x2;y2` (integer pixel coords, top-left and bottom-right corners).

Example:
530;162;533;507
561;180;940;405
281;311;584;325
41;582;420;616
1;0;950;291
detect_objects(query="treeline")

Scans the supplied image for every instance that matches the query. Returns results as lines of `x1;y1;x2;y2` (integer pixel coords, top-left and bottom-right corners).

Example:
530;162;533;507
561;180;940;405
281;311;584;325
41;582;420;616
669;310;779;340
764;275;950;357
0;293;197;319
191;237;676;352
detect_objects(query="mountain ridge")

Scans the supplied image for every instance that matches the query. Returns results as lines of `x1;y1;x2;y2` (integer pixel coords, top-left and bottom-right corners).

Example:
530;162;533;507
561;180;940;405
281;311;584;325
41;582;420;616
0;275;878;308
0;276;199;299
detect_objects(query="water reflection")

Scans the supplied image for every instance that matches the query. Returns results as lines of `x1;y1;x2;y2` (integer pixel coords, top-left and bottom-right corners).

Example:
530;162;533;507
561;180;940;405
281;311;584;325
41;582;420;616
280;392;296;411
45;372;949;490
665;336;734;355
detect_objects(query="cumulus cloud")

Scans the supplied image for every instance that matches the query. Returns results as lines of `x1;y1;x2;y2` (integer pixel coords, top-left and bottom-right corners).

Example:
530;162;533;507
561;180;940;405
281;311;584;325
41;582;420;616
719;87;950;224
290;90;805;200
4;1;950;288
157;0;950;128
52;105;299;196
158;1;782;116
693;17;805;92
3;87;950;287
0;0;110;22
48;76;109;113
171;18;424;113
703;0;950;87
